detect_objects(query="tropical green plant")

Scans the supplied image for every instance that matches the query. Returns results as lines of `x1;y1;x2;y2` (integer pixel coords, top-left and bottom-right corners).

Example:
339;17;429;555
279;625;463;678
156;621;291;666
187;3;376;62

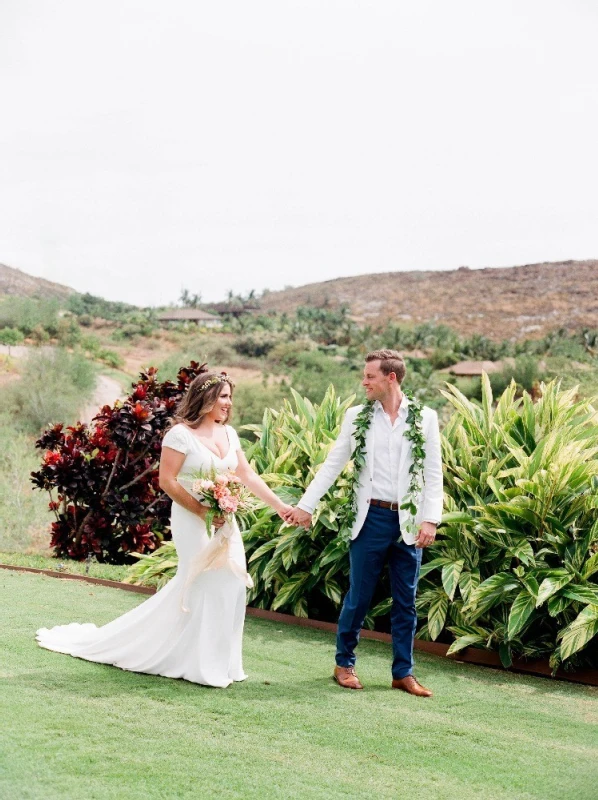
124;386;360;620
125;541;179;588
418;376;598;670
124;377;598;670
241;387;357;618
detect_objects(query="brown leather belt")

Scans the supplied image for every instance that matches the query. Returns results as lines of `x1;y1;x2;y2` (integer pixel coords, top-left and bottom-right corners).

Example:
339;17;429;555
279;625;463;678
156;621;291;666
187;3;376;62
369;499;399;511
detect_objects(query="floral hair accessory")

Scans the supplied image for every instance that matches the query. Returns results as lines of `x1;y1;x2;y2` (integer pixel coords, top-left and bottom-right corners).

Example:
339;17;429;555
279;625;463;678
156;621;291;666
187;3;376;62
198;374;233;393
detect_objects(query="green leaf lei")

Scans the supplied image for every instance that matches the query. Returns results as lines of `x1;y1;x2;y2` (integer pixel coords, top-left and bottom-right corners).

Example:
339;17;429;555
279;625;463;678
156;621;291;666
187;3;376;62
336;394;425;545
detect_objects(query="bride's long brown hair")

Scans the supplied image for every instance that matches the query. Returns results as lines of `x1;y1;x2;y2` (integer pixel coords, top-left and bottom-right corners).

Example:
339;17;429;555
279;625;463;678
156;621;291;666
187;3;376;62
172;367;235;429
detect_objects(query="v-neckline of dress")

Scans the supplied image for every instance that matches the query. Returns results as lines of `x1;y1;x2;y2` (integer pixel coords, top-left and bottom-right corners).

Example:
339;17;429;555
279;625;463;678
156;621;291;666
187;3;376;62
184;425;231;461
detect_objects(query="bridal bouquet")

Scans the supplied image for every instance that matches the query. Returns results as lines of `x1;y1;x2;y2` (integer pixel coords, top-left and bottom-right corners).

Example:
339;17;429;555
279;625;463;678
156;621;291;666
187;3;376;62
178;468;254;535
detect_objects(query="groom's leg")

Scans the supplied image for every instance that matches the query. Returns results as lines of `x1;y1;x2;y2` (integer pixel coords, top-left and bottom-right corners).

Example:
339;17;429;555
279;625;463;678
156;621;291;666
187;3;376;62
388;536;423;680
335;506;396;668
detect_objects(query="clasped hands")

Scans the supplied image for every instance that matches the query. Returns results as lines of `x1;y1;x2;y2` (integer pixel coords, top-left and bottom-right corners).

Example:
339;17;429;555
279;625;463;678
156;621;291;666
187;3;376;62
275;504;437;547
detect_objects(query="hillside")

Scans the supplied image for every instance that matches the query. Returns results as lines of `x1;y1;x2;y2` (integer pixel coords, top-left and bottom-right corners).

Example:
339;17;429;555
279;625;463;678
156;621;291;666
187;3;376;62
260;260;598;339
0;264;74;300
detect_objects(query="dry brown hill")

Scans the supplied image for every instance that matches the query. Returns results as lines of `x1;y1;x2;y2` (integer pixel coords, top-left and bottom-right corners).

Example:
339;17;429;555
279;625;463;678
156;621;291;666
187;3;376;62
0;264;75;300
260;260;598;340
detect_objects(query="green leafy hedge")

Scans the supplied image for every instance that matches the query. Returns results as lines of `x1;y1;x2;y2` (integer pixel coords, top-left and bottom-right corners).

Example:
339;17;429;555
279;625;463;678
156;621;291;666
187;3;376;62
126;379;598;670
419;376;598;671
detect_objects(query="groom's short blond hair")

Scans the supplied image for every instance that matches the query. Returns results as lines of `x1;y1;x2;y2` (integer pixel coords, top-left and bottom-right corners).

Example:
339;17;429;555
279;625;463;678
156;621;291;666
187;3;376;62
365;349;406;384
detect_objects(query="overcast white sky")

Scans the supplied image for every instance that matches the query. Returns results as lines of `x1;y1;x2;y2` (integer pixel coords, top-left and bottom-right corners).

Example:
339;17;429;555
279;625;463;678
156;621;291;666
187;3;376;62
1;1;597;306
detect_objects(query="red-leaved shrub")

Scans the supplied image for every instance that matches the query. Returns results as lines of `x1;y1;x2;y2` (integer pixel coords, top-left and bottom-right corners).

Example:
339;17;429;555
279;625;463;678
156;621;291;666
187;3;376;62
31;362;205;563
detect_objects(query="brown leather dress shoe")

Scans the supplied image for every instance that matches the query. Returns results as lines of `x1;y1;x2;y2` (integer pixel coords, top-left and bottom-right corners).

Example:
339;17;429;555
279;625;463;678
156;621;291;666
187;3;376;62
333;665;363;690
391;675;433;697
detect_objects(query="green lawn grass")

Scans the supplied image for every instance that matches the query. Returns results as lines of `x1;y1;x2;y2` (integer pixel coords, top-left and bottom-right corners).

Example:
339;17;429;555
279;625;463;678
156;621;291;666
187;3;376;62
0;551;128;581
2;571;597;800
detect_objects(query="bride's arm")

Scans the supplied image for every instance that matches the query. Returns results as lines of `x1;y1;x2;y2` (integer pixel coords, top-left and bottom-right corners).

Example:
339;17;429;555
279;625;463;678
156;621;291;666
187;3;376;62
235;450;291;519
158;447;225;527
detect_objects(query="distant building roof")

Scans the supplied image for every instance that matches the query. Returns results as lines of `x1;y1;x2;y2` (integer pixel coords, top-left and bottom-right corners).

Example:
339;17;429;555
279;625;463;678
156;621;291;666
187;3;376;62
208;302;260;317
156;308;221;322
441;360;503;377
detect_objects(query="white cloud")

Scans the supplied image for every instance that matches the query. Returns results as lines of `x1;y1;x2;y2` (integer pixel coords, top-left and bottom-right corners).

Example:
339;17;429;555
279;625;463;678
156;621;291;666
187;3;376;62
1;0;597;305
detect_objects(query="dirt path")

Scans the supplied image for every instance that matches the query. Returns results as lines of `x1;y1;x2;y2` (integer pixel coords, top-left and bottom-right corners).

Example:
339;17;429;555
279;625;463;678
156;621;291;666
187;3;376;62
80;375;124;424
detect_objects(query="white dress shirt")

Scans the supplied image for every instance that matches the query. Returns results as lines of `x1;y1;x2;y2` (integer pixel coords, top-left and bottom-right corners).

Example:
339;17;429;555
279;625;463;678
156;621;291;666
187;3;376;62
370;398;408;503
296;396;443;537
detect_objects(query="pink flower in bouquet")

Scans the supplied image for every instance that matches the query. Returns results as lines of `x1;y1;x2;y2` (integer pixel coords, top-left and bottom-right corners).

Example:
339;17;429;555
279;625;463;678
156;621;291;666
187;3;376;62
214;474;230;486
213;484;228;500
218;494;239;513
193;478;216;494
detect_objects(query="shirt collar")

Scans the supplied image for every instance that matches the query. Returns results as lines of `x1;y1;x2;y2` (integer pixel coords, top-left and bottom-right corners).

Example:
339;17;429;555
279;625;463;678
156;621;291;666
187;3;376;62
374;394;409;418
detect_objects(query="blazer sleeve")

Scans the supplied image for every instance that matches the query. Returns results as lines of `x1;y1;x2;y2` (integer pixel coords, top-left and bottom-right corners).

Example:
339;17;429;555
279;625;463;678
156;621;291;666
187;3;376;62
297;409;355;514
421;410;443;524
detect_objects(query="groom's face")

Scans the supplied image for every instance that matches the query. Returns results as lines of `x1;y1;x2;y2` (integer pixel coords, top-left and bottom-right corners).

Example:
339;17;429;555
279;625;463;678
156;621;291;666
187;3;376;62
362;360;393;400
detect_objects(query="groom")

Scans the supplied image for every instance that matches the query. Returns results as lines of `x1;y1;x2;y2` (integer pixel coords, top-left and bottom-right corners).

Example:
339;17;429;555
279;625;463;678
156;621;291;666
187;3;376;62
287;350;443;696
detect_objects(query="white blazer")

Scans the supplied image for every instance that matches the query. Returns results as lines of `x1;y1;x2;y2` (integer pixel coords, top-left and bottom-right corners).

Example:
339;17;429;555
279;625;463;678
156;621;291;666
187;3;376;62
298;399;443;545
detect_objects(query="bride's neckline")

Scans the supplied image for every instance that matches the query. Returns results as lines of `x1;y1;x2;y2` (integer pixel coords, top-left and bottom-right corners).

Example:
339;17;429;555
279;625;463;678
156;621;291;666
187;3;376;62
182;424;231;460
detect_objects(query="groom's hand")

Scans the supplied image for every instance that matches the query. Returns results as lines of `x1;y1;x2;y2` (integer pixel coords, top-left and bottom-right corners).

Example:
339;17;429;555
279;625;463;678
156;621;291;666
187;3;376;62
415;521;437;548
288;507;312;529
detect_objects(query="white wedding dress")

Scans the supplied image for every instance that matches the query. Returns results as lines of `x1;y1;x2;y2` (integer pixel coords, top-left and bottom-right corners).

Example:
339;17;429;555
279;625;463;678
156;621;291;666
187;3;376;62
36;424;250;688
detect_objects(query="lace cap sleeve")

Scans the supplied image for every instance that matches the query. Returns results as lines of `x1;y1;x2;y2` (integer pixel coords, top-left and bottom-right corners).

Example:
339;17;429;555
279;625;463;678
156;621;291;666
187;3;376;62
226;426;242;453
162;425;189;455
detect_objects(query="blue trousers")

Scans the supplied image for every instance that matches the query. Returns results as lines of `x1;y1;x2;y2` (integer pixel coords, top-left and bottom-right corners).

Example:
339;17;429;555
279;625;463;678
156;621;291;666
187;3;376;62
336;505;422;679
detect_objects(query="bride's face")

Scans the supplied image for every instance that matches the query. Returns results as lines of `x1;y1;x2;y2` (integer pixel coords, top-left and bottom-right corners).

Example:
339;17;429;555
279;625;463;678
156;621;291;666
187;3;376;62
208;384;233;423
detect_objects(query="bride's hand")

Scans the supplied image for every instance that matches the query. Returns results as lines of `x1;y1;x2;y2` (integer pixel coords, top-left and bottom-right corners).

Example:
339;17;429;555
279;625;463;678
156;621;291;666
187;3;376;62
275;502;294;522
198;506;225;528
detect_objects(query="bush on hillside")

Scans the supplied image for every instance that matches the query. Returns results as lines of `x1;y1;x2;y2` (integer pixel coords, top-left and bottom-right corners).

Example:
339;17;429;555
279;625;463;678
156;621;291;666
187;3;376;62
68;292;138;322
428;349;460;370
268;338;315;368
289;351;360;404
489;356;543;396
0;327;25;352
232;380;290;431
4;349;96;434
233;332;280;358
0;297;61;336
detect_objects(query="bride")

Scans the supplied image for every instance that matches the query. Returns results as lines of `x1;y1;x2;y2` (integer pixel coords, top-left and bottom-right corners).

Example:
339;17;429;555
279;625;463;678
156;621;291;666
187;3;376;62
36;368;292;688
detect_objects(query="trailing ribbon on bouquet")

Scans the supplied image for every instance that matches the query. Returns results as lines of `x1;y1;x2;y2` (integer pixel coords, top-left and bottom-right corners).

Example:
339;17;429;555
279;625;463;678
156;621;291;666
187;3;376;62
177;474;254;612
180;521;254;613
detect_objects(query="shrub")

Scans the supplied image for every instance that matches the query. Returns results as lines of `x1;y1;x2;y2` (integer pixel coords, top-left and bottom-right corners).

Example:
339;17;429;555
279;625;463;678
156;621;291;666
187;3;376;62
80;334;102;355
68;292;138;322
232;380;290;430
30;362;206;563
97;349;125;369
30;325;51;344
0;297;61;336
233;332;280;358
0;413;52;553
490;356;543;396
269;338;315;368
418;377;598;670
3;349;96;434
0;327;25;353
428;349;459;370
125;378;598;670
55;317;82;347
289;351;361;404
